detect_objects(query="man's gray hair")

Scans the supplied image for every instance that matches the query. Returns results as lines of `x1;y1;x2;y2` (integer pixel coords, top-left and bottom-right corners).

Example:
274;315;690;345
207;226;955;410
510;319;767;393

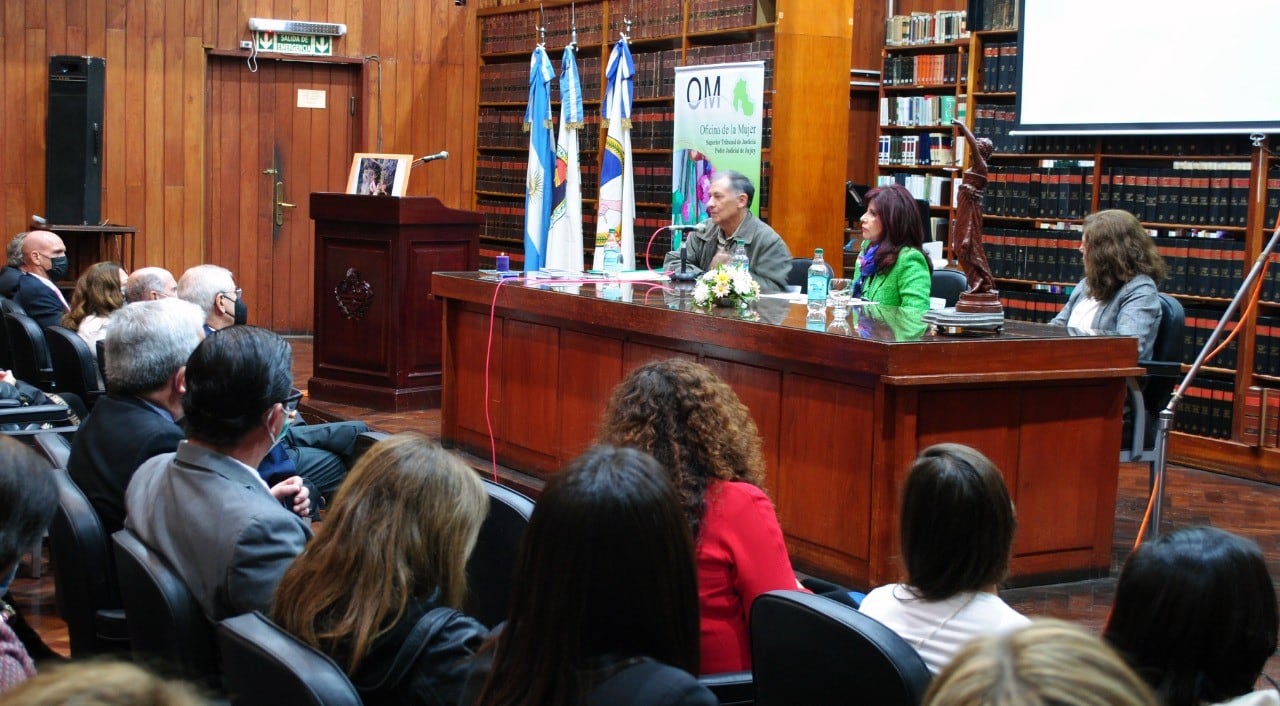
6;233;27;268
125;267;174;303
105;298;205;395
177;264;234;315
714;170;756;209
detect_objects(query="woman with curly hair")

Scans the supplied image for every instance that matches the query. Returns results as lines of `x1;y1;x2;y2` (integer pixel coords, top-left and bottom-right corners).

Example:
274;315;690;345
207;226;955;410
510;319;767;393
598;357;801;675
273;433;489;706
1050;209;1166;359
62;261;127;351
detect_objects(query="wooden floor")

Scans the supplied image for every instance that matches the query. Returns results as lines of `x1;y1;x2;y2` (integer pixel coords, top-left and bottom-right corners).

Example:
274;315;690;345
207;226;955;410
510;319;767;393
11;337;1279;677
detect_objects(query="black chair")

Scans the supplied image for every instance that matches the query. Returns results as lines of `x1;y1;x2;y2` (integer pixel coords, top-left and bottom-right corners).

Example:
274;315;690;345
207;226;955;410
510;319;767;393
218;611;361;706
351;430;391;463
47;466;128;656
4;312;56;391
786;258;813;293
929;269;967;308
751;590;931;706
112;528;220;686
0;298;23;371
464;478;535;629
32;429;72;470
1124;293;1186;468
0;297;28;317
699;671;754;706
45;326;104;408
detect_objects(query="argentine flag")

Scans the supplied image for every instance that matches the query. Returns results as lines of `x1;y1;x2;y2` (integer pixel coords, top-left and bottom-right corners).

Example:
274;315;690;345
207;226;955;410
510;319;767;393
545;46;585;272
523;46;556;272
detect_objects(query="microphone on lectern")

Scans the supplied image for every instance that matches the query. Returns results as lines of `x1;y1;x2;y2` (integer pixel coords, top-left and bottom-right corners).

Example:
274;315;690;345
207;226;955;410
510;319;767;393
668;222;706;283
411;151;450;167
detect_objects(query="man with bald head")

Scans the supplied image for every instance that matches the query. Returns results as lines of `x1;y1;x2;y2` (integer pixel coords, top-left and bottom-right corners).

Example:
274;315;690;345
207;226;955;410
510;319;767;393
124;266;178;303
15;230;70;329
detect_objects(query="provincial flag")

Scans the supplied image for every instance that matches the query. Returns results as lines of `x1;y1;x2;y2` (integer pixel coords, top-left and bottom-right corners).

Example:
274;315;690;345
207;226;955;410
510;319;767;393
594;39;636;270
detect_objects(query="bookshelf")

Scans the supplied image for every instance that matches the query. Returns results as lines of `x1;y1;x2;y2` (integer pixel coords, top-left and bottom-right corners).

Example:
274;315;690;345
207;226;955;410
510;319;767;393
472;0;853;268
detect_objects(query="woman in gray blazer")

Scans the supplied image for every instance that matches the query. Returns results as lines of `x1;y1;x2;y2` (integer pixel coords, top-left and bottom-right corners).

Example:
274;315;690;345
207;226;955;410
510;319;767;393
1050;210;1166;360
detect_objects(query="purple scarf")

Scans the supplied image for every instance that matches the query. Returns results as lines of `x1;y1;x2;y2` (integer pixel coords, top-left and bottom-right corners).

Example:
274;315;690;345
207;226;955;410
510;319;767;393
853;243;880;296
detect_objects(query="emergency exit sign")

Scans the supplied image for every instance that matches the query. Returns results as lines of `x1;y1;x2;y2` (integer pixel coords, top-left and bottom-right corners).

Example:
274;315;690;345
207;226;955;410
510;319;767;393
254;31;333;56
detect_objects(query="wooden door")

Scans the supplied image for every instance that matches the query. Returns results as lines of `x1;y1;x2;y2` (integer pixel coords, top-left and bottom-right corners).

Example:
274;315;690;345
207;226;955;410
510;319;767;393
206;56;359;333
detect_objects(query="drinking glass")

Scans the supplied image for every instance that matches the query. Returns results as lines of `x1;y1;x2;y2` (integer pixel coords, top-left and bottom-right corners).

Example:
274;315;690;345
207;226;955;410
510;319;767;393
828;278;853;319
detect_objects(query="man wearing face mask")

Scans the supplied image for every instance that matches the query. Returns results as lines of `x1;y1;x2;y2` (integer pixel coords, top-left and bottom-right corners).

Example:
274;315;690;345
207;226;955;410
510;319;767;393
14;230;71;329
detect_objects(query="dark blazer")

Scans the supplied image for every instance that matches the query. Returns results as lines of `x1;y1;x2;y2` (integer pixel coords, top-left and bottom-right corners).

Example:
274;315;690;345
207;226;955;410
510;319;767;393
462;652;715;706
68;393;186;536
14;272;67;330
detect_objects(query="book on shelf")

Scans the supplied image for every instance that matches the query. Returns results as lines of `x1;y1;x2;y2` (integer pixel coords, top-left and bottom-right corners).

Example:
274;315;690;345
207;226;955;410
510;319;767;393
969;0;1019;32
1176;379;1234;440
876;173;950;206
885;10;969;47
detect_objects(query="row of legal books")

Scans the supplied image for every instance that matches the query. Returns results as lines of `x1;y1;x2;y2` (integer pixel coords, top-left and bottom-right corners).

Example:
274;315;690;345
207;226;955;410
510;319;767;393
877;134;956;167
985;165;1094;220
684;39;775;87
687;0;759;33
1264;173;1280;233
998;289;1069;324
608;0;683;42
884;11;968;47
881;54;962;87
477;108;602;151
480;2;605;55
1263;254;1280;303
1241;386;1280;447
632;155;674;206
475;157;601;201
1176;379;1234;440
879;95;959;128
626;105;674;151
973;104;1095;154
876;173;951;207
968;0;1018;31
979;41;1018;93
1182;307;1239;369
1152;236;1246;298
1255;317;1280;375
1099;135;1254;157
985;227;1084;285
1098;165;1251;228
479;55;602;104
631;49;682;100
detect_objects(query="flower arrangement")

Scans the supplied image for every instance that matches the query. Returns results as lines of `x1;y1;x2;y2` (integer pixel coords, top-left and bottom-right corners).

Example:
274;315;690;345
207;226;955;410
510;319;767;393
692;265;760;309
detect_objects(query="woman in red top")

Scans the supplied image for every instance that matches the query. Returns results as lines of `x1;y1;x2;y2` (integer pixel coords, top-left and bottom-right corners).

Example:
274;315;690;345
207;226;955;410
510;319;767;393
599;358;801;674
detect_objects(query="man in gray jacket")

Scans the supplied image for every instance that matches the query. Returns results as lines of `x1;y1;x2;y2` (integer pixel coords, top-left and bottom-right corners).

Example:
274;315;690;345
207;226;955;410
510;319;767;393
124;325;312;620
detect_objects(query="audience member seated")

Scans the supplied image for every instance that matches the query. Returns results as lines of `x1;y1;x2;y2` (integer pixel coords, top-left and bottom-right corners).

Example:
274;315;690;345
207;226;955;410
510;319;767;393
0;436;56;692
852;183;932;310
860;443;1028;675
0;232;28;299
0;659;208;704
13;230;70;330
923;619;1157;706
123;325;312;621
0;368;85;429
470;445;715;706
1103;526;1279;706
597;358;802;675
68;298;206;536
1049;209;1166;360
273;433;488;706
124;266;179;303
61;261;127;356
177;263;366;504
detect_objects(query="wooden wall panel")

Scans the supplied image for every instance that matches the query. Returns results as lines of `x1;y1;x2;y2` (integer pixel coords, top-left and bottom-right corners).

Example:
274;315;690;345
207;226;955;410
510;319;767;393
0;0;478;303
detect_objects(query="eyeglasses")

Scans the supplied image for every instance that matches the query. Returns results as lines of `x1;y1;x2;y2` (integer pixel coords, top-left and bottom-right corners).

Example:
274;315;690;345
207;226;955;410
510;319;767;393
219;288;243;301
281;388;303;414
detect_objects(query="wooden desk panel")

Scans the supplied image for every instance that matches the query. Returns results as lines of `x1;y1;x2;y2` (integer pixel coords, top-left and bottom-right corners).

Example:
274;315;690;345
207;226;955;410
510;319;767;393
435;273;1140;587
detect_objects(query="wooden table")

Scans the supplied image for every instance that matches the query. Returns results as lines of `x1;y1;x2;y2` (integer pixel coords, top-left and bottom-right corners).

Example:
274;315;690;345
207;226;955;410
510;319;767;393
48;224;137;275
434;273;1142;588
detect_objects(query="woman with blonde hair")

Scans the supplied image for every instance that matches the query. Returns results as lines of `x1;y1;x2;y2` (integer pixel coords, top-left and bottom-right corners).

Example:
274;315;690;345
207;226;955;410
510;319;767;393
923;619;1157;706
598;357;801;675
62;261;127;350
273;433;489;706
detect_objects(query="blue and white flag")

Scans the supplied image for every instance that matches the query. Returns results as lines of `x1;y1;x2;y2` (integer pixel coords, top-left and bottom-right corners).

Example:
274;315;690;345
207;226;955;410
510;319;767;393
523;46;556;272
594;39;636;270
545;46;585;272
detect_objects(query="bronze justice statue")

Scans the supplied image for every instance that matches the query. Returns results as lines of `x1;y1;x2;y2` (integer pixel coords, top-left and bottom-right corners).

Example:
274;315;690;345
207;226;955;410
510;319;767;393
952;119;1003;314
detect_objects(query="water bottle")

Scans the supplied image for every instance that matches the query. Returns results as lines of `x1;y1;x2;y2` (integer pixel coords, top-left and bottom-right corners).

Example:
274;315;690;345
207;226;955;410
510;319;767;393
729;238;749;272
807;248;830;317
603;229;622;278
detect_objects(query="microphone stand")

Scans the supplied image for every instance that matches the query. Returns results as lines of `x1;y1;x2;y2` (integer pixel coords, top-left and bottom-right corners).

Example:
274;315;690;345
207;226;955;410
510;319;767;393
669;243;699;283
1147;224;1280;539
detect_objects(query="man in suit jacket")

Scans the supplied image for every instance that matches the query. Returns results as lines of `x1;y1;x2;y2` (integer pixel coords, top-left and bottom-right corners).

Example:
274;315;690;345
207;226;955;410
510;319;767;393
124;325;312;621
0;232;28;299
13;230;70;329
68;298;205;536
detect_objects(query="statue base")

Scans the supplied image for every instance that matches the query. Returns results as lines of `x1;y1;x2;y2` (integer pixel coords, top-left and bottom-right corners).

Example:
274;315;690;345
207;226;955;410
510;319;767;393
922;303;1005;335
955;290;1004;314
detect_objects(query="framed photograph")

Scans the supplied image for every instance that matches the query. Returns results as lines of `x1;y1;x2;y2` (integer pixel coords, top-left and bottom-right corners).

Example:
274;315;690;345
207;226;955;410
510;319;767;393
346;153;412;196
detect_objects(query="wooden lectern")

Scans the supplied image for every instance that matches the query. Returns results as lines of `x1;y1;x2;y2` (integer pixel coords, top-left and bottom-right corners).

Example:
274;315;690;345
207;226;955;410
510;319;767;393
309;194;481;411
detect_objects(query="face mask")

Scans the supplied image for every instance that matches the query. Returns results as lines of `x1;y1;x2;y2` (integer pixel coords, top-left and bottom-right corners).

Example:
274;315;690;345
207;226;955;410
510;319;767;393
233;297;248;326
275;409;293;444
47;255;69;281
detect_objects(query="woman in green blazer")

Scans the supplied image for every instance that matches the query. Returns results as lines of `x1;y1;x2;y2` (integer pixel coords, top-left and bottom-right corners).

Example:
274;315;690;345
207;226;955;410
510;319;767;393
854;184;932;310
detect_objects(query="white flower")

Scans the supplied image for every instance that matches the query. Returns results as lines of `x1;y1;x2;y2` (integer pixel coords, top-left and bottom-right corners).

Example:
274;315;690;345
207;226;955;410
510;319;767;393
692;282;711;305
730;270;756;297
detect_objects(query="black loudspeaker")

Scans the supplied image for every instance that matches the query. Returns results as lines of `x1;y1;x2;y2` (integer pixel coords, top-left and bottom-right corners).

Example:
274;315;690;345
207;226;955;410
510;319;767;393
46;56;105;225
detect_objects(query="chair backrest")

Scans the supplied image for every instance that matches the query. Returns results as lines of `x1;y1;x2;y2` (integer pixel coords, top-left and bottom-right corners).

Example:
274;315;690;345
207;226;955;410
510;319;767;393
218;612;361;706
33;430;72;469
787;258;813;293
44;326;104;406
48;466;125;656
1150;293;1185;365
0;298;20;370
930;269;968;308
751;590;931;706
95;338;107;389
3;312;55;390
112;528;219;684
0;297;27;317
464;479;535;628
